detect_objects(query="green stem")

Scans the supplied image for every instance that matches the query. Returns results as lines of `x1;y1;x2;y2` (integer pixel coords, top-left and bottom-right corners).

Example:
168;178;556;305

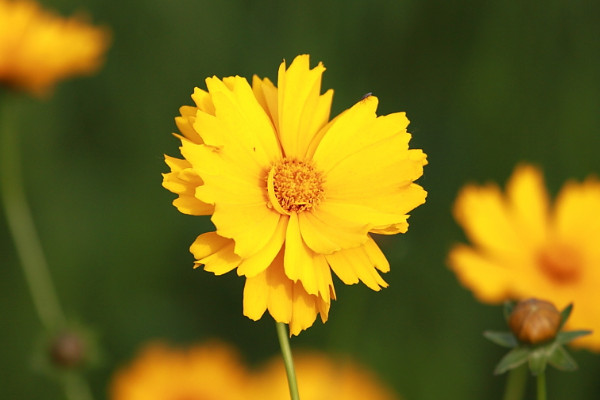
1;95;95;400
63;372;94;400
276;322;300;400
0;95;65;331
502;363;527;400
537;371;547;400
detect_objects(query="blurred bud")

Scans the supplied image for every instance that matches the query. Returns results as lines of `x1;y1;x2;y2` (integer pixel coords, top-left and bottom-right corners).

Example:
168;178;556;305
49;331;85;368
508;298;561;344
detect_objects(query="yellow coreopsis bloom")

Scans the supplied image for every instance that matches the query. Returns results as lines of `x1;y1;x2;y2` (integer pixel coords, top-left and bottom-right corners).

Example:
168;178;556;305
163;54;427;335
250;352;401;400
0;0;110;96
449;164;600;351
109;342;249;400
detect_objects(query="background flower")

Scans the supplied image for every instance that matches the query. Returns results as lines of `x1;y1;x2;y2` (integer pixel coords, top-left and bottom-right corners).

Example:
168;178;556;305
110;341;400;400
0;0;110;95
250;351;401;400
449;164;600;351
163;55;427;335
109;342;249;400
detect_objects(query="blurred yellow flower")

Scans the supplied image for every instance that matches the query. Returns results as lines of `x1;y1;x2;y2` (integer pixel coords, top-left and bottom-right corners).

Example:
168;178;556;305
110;342;249;400
110;342;401;400
0;0;110;96
250;352;401;400
163;54;427;335
449;164;600;351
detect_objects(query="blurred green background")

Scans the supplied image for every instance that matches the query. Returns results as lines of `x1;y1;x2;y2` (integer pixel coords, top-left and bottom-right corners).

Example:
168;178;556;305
2;0;600;398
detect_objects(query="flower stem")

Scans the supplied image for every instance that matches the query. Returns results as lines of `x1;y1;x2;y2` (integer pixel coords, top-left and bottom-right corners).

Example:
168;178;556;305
63;372;94;400
0;95;66;331
502;363;527;400
275;322;300;400
1;94;94;400
536;371;547;400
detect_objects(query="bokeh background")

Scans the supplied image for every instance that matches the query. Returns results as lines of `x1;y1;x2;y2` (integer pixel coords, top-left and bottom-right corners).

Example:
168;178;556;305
2;0;600;398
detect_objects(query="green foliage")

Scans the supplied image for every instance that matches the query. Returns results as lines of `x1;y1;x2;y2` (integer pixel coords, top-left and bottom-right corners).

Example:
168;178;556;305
3;1;600;399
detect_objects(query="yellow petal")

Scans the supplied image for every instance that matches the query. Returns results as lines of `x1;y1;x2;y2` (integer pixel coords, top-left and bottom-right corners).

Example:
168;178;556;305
192;110;265;173
237;216;288;277
276;55;332;158
181;140;264;205
280;213;335;301
203;76;282;167
191;86;216;115
288;286;320;336
265;251;293;322
242;251;328;336
316;201;407;236
162;155;213;216
369;223;409;235
252;75;279;127
395;182;429;215
175;105;202;144
364;236;390;273
190;232;241;275
453;182;524;258
212;202;281;259
298;206;368;254
447;244;513;303
506;164;549;246
325;148;426;207
312;96;407;171
243;272;270;321
323;138;427;219
325;241;389;291
554;177;600;246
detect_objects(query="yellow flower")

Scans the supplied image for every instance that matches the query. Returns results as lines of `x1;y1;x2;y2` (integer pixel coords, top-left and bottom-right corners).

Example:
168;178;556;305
163;54;427;335
250;352;401;400
449;164;600;351
109;342;249;400
0;0;110;96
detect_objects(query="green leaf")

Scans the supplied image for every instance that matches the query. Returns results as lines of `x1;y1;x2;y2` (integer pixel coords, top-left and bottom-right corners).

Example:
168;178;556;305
528;348;548;376
558;303;573;329
484;330;518;348
494;347;530;375
548;345;578;371
555;330;592;345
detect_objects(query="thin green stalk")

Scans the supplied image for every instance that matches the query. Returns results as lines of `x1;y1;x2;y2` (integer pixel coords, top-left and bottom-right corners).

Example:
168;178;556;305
63;372;94;400
502;363;527;400
0;95;65;331
276;322;300;400
537;371;547;400
1;94;94;400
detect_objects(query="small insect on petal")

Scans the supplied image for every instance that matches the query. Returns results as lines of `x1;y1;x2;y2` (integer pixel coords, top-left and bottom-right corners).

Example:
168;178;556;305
360;92;373;101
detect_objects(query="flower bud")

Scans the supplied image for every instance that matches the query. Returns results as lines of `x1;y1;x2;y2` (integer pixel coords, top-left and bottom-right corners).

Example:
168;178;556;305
508;298;561;344
49;331;85;368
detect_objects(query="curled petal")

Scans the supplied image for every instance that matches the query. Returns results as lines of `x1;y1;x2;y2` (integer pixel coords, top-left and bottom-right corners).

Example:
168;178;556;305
190;232;241;275
162;155;213;216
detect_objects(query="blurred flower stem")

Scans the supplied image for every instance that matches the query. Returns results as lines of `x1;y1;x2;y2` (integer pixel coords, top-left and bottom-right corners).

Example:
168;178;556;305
503;363;527;400
0;94;93;400
0;95;65;330
63;372;94;400
537;371;546;400
276;322;300;400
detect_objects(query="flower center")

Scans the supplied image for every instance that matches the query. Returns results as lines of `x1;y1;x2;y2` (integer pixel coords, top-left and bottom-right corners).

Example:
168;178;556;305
537;243;581;284
267;158;324;215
